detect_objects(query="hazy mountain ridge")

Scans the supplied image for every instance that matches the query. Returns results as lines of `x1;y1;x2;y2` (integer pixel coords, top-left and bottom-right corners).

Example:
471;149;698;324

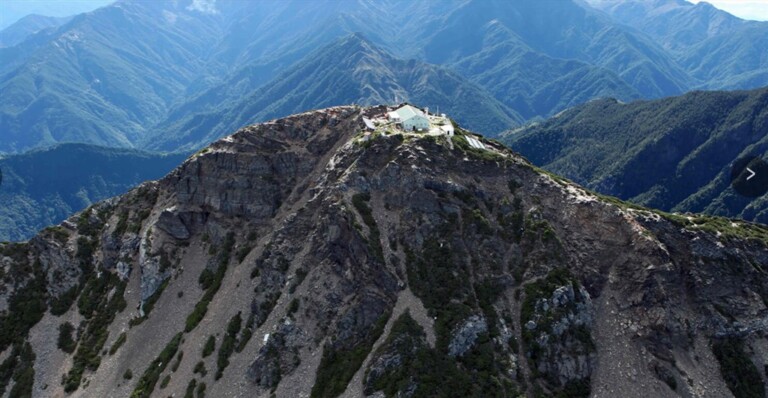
148;34;523;151
0;106;765;397
0;14;71;48
427;0;694;99
1;0;766;154
0;0;225;153
0;0;767;252
0;144;188;241
588;0;768;89
502;86;768;222
449;30;644;120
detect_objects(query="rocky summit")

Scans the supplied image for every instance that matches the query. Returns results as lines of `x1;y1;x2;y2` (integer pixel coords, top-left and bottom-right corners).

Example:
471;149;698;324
0;106;766;398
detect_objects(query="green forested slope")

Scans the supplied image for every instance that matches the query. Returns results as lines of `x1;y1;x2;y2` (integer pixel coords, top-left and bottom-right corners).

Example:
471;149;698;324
147;34;522;151
0;144;188;241
502;87;768;222
3;0;766;153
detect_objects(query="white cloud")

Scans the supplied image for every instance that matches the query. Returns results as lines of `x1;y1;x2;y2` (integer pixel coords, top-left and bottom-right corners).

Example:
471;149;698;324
186;0;218;14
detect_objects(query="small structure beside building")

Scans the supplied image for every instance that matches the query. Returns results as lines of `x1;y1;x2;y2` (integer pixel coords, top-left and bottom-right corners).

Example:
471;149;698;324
438;124;454;137
362;117;375;131
465;135;485;149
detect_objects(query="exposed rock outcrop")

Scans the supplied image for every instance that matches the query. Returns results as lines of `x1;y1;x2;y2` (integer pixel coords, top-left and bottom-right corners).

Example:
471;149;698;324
0;105;765;398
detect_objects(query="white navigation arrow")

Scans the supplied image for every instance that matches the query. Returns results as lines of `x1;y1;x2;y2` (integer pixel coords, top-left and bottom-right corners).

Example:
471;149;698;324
746;167;756;181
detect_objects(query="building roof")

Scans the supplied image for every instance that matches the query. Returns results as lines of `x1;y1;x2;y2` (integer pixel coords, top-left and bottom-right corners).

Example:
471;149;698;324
394;105;426;122
362;117;375;130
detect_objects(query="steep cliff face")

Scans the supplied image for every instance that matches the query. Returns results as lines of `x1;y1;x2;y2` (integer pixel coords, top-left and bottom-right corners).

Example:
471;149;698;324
0;106;766;398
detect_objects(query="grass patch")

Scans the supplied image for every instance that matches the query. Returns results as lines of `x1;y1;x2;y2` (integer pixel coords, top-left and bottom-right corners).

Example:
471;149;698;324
184;379;197;398
130;332;183;398
475;279;504;338
50;285;80;316
215;312;242;380
352;193;384;262
405;236;474;350
171;351;183;372
0;260;47;352
661;212;768;246
311;311;390;398
63;273;127;392
202;335;215;358
365;312;505;397
109;332;127;355
44;225;70;244
58;322;77;353
0;342;35;397
185;233;235;332
590;189;768;246
236;245;253;263
288;268;308;294
194;361;207;377
288;298;300;316
713;337;765;398
466;208;494;235
236;313;255;353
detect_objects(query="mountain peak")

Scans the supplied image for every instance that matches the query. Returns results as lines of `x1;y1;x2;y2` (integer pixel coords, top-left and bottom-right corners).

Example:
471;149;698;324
146;32;522;151
3;105;767;397
346;31;371;42
328;32;387;57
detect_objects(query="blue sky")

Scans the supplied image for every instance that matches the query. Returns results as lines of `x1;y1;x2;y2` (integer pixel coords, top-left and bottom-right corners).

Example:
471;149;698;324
1;0;767;30
690;0;768;21
0;0;114;29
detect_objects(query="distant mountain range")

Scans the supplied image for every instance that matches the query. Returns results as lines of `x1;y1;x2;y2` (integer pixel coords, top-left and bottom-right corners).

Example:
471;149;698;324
0;14;71;48
0;1;223;152
147;34;522;151
502;86;768;222
0;144;188;241
587;0;768;89
1;0;766;154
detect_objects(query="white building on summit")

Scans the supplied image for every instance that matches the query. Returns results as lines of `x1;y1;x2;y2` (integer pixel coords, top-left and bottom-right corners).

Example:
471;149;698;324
387;104;430;131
